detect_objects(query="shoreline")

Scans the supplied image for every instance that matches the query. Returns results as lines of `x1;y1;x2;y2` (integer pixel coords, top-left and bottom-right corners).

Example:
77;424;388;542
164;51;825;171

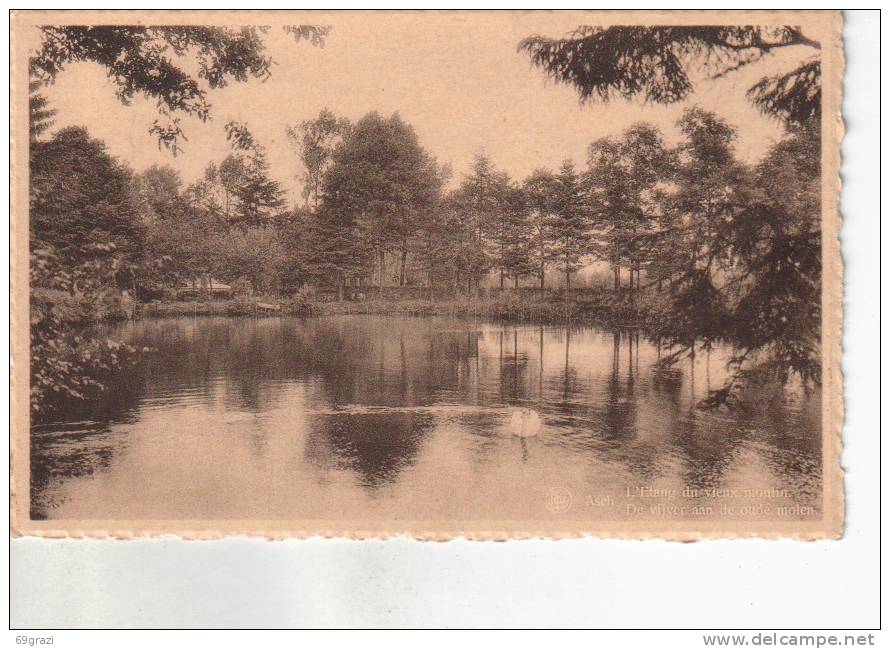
135;294;645;329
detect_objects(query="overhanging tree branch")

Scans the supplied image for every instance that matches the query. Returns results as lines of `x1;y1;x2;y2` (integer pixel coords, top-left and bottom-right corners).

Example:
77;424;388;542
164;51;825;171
519;25;821;126
31;24;331;153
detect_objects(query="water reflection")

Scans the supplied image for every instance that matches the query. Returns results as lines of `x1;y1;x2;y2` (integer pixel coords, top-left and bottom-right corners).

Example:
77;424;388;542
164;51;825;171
30;316;822;522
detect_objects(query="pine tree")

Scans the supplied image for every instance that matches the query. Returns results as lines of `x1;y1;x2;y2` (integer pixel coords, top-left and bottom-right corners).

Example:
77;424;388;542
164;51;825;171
230;148;286;228
300;208;369;300
522;168;559;291
28;81;56;142
210;126;286;229
498;186;534;287
455;155;521;289
433;193;490;296
547;161;591;291
587;123;672;290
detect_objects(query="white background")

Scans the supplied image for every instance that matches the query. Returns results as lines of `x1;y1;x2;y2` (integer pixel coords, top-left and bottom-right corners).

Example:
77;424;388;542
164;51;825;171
3;4;883;638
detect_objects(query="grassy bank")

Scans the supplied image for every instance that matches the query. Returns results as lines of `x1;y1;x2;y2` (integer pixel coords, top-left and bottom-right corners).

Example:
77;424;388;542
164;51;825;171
311;294;642;327
140;299;271;318
139;289;645;328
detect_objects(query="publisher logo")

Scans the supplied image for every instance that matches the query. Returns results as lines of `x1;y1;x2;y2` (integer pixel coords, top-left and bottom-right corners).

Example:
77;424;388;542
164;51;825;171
545;486;572;513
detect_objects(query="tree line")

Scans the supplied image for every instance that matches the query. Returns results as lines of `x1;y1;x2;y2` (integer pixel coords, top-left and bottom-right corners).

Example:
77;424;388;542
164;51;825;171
30;97;820;407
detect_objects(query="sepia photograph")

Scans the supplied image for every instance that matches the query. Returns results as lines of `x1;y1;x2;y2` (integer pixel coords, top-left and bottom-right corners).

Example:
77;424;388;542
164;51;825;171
11;10;844;541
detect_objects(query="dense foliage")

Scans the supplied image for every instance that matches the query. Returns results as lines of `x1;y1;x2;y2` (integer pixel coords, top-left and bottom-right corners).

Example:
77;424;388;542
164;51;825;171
27;24;323;419
516;23;823;400
29;126;145;418
27;23;824;417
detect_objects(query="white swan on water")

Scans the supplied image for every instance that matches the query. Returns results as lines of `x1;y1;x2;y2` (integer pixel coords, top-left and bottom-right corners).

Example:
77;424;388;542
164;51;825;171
509;407;542;438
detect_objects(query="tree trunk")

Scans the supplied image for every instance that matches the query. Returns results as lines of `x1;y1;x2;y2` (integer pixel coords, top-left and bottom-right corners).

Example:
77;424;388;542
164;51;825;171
378;249;386;287
614;265;620;290
499;269;504;290
565;269;571;291
399;248;407;287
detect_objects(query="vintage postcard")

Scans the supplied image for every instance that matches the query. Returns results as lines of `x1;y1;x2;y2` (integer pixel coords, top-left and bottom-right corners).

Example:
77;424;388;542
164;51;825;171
10;10;844;539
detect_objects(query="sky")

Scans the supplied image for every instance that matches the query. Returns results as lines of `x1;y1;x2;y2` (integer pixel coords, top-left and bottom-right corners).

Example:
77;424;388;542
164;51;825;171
34;13;806;205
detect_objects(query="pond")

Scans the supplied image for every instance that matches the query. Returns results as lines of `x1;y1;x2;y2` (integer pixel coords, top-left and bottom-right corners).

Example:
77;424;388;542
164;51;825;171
30;315;822;524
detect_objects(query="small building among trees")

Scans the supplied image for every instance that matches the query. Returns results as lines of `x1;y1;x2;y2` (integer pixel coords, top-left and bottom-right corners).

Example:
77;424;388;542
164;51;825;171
176;276;232;300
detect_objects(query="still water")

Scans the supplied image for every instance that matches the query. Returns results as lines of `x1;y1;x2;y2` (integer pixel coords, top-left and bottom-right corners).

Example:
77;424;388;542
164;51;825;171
31;315;822;522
